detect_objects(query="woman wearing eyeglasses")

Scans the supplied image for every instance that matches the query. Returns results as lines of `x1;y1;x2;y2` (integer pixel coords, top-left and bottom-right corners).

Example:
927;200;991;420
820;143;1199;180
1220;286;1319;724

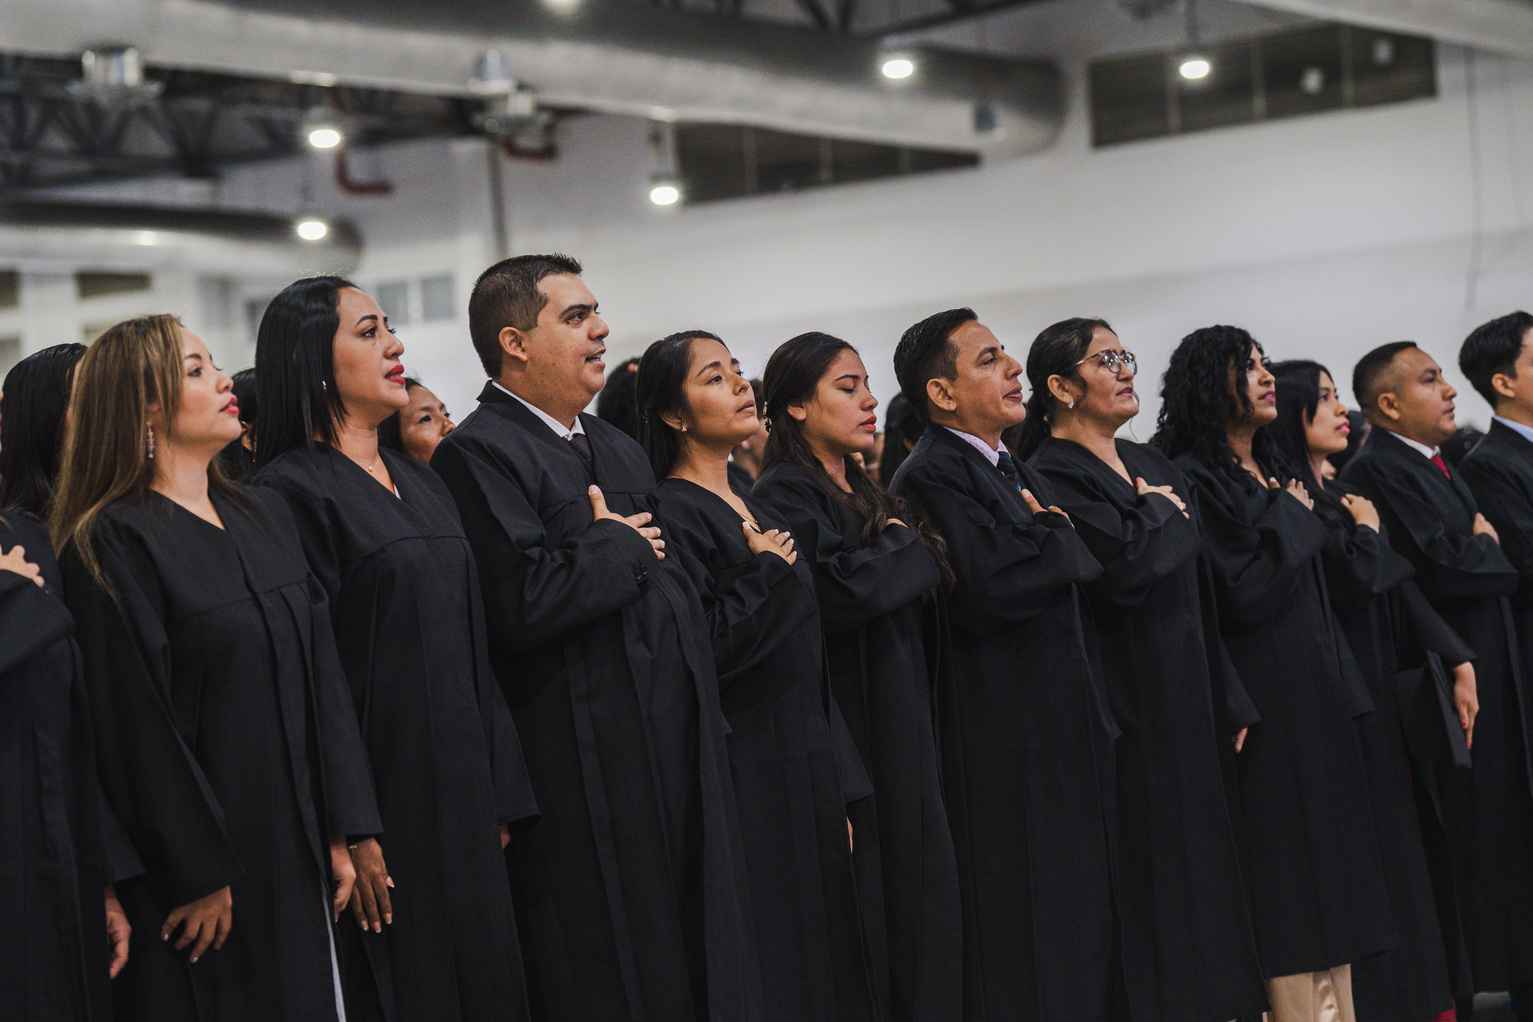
1016;319;1265;1022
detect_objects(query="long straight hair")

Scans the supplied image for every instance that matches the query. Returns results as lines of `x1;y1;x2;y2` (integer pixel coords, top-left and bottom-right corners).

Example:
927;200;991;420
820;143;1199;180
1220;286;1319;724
50;315;236;586
0;342;87;516
1267;359;1343;500
635;330;723;479
253;275;357;466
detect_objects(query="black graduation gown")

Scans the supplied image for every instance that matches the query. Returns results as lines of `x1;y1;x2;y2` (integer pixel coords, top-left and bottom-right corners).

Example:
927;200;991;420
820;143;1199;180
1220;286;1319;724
60;488;382;1022
1453;420;1533;988
1313;483;1475;1017
653;476;881;1022
753;462;963;1022
430;384;760;1022
1345;427;1533;990
1;512;115;1021
889;426;1121;1022
1172;454;1392;978
255;446;539;1022
1028;438;1266;1022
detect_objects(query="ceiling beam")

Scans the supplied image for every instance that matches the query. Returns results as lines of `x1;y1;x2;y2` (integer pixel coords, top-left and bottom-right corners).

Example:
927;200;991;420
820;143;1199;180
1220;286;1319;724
1226;0;1533;59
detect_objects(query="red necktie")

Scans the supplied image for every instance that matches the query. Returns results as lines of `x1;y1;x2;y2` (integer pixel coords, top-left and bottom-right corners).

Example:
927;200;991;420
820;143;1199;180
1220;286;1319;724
1430;452;1452;479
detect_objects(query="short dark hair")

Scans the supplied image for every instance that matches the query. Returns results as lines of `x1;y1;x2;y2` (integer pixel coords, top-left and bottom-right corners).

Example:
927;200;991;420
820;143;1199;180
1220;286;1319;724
252;275;357;466
1352;341;1419;421
0;342;87;515
1459;311;1533;407
468;253;583;378
893;308;973;420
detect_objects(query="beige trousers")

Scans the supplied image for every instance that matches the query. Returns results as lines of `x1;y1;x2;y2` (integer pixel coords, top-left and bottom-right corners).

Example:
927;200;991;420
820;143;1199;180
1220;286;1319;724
1265;965;1356;1022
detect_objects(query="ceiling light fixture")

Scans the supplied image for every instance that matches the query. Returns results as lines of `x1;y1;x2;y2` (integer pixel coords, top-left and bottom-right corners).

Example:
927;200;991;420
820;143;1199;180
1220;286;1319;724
295;215;330;242
880;54;916;81
648;176;682;207
1177;0;1213;83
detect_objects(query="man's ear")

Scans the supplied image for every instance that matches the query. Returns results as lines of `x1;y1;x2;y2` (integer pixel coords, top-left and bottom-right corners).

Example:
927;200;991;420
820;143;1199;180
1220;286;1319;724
1375;389;1403;424
1491;370;1519;403
926;377;957;416
499;325;530;369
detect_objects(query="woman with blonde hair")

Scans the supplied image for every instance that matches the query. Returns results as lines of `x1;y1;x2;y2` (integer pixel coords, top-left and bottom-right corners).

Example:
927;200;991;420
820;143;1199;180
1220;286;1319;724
53;314;381;1022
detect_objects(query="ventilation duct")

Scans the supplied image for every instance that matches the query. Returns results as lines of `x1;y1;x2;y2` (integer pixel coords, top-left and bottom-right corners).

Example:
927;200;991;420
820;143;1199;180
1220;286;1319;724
0;0;1063;158
0;201;362;275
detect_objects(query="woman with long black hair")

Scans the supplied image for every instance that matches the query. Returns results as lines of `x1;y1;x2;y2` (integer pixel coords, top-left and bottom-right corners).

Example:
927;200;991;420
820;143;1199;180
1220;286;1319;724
54;314;380;1022
1;340;133;1020
1017;318;1265;1022
1152;325;1390;1022
253;276;536;1022
751;331;960;1022
638;329;881;1022
1268;358;1476;1022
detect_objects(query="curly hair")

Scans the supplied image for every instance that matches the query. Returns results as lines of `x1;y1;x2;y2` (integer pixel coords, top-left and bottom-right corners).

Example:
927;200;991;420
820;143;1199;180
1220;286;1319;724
1152;324;1281;474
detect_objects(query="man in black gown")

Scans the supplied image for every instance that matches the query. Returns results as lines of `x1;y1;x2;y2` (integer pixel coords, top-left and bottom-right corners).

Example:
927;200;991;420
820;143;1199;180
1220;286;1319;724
431;254;760;1022
886;308;1123;1022
1456;312;1533;1021
1343;339;1533;1021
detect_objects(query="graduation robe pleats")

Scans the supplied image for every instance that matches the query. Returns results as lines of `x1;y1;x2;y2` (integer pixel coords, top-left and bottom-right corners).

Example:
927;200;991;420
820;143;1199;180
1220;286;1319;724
1313;484;1472;1016
61;488;381;1022
256;446;538;1022
1029;438;1266;1022
654;477;882;1022
754;462;963;1022
890;426;1122;1022
1432;421;1533;989
1172;454;1391;978
0;512;116;1022
431;385;760;1022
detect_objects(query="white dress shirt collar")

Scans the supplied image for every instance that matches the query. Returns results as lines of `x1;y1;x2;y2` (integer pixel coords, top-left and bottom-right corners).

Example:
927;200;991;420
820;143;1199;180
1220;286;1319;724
944;427;1001;468
1383;429;1438;461
491;380;585;441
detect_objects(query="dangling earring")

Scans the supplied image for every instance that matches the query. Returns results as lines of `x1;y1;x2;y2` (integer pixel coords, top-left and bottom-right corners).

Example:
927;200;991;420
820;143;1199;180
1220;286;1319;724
146;424;156;460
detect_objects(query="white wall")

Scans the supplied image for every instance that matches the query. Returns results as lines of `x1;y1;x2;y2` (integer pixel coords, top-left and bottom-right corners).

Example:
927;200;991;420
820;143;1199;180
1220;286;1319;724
14;29;1533;434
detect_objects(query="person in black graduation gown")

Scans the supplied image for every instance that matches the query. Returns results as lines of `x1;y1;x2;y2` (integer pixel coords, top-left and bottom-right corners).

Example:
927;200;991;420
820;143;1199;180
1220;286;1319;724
2;340;135;1020
51;314;382;1022
885;307;1122;1022
431;255;760;1022
751;331;962;1022
1344;339;1533;1021
1455;313;1533;1020
1015;318;1266;1022
636;330;882;1022
1271;359;1478;1021
1152;325;1391;1022
251;277;538;1022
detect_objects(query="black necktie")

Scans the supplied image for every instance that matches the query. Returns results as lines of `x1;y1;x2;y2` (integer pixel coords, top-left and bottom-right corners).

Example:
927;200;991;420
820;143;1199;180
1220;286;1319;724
568;431;594;479
995;451;1022;495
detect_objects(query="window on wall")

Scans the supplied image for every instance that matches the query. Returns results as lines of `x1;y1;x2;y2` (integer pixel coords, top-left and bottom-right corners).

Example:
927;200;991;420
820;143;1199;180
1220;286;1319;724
74;271;152;299
1090;23;1437;148
0;270;18;312
420;274;457;323
675;124;979;205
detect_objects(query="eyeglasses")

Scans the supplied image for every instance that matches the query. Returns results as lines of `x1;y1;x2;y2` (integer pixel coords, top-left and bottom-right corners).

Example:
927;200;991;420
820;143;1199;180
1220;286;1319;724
1075;349;1138;376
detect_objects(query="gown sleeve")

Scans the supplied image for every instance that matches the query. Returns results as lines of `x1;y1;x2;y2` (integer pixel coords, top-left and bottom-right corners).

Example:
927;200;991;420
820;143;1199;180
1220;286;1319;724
895;458;1101;626
432;437;661;650
1182;463;1328;627
1197;559;1263;733
755;475;939;630
62;521;241;907
1459;456;1533;601
660;498;817;699
0;566;74;674
1039;465;1197;608
1346;458;1518;602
